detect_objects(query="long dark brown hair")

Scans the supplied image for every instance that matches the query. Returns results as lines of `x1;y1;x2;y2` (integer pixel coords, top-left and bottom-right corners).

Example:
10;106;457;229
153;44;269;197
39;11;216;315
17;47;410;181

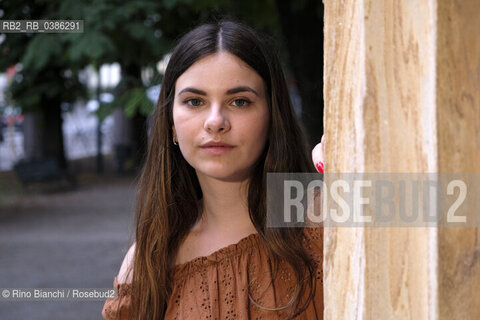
128;20;316;319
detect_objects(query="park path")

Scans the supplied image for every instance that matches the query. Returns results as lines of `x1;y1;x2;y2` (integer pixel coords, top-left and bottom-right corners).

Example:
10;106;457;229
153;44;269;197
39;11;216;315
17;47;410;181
0;176;136;320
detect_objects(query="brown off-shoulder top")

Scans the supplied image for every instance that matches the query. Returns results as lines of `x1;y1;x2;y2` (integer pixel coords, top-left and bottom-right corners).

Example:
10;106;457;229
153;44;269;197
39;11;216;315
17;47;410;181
102;227;323;319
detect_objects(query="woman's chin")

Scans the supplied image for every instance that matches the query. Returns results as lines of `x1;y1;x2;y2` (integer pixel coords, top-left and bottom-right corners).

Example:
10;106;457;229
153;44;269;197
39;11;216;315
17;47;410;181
194;167;251;183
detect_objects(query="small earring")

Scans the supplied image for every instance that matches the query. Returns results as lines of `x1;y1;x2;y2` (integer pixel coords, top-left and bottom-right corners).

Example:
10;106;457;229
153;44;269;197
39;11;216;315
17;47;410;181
173;136;178;146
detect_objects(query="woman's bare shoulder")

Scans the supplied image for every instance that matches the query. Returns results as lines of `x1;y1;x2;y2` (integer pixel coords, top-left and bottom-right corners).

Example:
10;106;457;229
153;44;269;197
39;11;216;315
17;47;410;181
117;242;136;284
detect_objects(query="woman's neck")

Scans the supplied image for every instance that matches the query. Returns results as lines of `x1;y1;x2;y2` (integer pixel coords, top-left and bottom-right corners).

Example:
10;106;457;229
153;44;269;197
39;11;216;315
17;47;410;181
195;175;256;236
175;174;257;266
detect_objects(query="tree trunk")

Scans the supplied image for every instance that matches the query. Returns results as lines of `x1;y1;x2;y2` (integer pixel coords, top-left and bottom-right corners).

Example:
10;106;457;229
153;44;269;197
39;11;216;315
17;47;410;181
23;101;67;170
116;63;148;172
41;100;67;170
23;112;43;160
131;110;147;171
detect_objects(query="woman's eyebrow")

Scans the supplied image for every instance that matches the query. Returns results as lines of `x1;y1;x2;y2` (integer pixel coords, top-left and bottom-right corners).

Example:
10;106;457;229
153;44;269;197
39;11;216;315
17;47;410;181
177;87;207;96
226;86;259;96
177;86;259;97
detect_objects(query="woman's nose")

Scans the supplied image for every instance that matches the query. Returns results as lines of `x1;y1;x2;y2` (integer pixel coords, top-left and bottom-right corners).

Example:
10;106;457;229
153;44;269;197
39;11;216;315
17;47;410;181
204;105;231;133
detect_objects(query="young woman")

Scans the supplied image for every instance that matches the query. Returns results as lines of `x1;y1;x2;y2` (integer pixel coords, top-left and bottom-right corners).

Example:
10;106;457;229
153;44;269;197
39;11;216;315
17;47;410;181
102;20;325;320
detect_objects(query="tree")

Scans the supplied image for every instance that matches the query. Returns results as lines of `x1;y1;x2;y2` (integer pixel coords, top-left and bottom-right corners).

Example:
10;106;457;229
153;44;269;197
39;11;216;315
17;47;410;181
0;1;87;170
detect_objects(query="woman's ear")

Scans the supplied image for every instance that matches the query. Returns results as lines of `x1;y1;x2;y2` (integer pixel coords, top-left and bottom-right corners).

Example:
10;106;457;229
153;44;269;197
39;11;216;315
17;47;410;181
172;125;177;140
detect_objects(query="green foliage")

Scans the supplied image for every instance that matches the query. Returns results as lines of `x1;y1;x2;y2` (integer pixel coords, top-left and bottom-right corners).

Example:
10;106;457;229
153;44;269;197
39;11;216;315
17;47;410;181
97;87;154;121
66;0;169;66
67;31;116;62
122;88;154;117
21;35;63;71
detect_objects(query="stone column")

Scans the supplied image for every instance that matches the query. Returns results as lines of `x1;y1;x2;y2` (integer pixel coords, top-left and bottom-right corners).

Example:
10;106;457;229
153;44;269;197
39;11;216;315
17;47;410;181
323;0;480;319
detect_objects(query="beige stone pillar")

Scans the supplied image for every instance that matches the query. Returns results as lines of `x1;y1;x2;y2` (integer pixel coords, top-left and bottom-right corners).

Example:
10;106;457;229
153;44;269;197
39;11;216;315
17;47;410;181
323;0;480;319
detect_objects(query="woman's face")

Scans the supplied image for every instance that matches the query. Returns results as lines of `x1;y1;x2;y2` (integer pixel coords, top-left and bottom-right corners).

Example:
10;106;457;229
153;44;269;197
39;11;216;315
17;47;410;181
172;51;269;182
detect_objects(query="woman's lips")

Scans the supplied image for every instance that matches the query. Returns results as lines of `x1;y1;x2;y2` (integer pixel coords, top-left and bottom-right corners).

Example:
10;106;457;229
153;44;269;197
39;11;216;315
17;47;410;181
200;146;235;155
200;140;235;154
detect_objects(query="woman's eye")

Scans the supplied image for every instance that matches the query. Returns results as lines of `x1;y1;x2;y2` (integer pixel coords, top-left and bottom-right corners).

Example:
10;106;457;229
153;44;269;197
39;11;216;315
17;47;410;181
185;98;203;107
232;99;251;107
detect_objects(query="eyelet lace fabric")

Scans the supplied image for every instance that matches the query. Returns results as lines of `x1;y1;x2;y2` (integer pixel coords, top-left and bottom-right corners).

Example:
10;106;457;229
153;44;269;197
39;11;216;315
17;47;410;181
102;228;323;319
